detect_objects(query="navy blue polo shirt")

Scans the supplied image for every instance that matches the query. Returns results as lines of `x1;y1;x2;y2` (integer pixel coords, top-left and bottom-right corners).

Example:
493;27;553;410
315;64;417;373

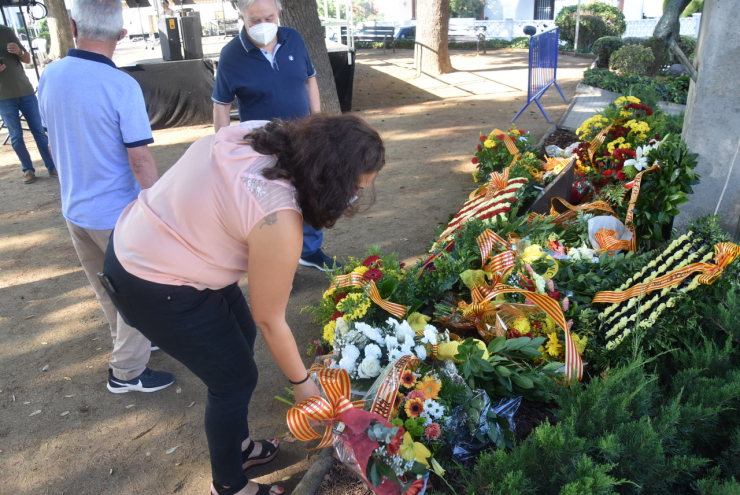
212;27;316;122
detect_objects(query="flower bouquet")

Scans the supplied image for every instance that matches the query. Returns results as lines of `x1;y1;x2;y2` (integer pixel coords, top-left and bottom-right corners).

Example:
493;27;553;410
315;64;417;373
287;366;433;495
472;128;537;181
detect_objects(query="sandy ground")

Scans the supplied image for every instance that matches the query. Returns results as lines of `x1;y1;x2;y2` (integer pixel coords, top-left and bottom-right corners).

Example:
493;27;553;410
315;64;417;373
0;48;591;494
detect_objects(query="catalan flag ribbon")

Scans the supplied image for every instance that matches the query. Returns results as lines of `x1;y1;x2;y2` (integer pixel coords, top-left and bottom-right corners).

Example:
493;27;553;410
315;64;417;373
329;273;407;319
477;229;516;277
592;242;740;304
286;366;364;449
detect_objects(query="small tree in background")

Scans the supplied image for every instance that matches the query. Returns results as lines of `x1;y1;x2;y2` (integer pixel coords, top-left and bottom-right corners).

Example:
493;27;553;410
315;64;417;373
450;0;484;19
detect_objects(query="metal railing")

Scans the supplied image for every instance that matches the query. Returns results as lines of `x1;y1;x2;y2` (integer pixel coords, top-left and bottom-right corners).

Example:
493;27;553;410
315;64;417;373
512;27;567;123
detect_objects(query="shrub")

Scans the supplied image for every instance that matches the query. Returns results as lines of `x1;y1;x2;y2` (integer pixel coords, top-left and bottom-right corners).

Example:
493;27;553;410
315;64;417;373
558;13;608;49
592;36;624;68
678;35;697;59
642;37;670;76
556;2;626;43
610;44;655;75
582;68;690;104
622;36;646;45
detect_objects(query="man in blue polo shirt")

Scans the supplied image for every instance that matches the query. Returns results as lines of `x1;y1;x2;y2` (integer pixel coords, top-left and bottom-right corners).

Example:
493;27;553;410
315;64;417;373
38;0;174;394
212;0;341;272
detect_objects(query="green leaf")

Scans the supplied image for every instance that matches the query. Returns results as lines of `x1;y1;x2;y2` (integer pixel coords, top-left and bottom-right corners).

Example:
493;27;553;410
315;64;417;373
511;374;534;389
495;365;512;377
410;462;428;475
369;460;381;488
487;336;506;354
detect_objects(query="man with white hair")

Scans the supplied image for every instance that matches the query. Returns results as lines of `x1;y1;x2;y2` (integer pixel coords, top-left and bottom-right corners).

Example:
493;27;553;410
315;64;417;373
212;0;341;272
38;0;174;394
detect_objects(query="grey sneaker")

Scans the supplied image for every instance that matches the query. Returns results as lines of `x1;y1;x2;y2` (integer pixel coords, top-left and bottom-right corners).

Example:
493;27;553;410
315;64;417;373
23;170;35;184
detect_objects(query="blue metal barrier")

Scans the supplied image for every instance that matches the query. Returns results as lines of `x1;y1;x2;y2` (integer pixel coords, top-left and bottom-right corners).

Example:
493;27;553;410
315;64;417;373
511;27;567;123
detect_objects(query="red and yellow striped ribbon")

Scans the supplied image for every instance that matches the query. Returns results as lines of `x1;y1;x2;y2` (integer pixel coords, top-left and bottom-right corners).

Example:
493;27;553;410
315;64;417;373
370;354;419;420
586;119;625;169
286;366;364;449
487;284;583;383
329;273;407;319
477;229;516;277
594;229;631;253
592;242;740;304
488;128;520;156
469;154;520;201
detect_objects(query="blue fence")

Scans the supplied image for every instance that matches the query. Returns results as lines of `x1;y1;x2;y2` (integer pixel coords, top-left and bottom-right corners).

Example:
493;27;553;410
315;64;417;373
511;27;567;123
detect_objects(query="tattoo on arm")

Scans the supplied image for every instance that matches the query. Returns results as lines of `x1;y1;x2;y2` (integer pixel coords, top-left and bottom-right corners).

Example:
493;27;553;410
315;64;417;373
260;212;278;229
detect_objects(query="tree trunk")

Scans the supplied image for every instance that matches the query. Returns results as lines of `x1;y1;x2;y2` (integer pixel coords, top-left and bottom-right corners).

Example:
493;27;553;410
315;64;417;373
280;0;341;114
46;0;75;61
415;0;453;76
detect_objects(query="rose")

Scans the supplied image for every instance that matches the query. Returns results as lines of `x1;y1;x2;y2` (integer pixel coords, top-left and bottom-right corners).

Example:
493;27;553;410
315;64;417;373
496;134;504;140
471;157;478;164
479;135;486;142
519;129;526;134
547;290;562;301
477;144;482;151
363;268;383;281
358;356;381;379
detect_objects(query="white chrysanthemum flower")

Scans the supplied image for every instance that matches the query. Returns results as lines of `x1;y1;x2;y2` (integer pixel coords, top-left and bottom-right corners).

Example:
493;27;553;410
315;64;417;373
344;344;360;363
387;347;402;362
355;322;385;345
421;325;438;345
385;336;398;350
414;345;427;361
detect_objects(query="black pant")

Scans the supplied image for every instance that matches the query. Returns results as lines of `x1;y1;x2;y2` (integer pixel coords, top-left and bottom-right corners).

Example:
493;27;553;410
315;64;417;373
104;240;258;486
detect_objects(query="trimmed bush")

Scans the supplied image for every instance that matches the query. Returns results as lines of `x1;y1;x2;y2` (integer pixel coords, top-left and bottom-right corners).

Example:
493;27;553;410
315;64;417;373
642;37;670;76
622;36;647;45
610;44;655;76
556;2;626;44
558;13;608;50
582;67;690;104
592;36;624;68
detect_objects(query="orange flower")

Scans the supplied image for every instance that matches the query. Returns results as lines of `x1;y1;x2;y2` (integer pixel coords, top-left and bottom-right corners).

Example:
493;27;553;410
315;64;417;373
404;398;424;418
400;370;417;388
416;376;441;400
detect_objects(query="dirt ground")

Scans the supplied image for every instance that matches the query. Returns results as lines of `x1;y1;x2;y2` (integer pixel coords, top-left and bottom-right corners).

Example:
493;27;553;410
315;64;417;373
0;49;591;494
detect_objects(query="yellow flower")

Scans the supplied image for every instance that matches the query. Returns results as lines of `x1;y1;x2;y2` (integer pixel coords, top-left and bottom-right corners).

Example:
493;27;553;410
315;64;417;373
620;111;632;117
512;318;530;335
399;432;431;467
416;376;442;400
407;312;432;333
572;333;588;355
322;288;336;300
431;458;446;477
510;129;521;135
607;137;626;154
544;316;557;332
323;321;336;345
545;332;563;357
615;96;640;105
353;266;369;275
484;139;496;149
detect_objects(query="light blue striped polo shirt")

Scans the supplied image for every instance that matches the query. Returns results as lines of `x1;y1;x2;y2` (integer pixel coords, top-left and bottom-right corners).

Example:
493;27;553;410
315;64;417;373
38;49;154;230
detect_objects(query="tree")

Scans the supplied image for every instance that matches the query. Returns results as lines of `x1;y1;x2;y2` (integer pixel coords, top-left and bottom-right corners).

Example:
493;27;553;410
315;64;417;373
450;0;483;19
46;0;74;60
279;0;341;114
415;0;453;76
662;0;703;16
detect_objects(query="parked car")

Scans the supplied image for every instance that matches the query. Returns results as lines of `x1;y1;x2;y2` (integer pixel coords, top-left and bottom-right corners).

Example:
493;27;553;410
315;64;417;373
395;25;415;39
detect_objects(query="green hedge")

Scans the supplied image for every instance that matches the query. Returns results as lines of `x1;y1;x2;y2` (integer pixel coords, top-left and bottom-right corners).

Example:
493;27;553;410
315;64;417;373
592;36;624;68
556;2;626;44
583;67;690;104
353;37;529;50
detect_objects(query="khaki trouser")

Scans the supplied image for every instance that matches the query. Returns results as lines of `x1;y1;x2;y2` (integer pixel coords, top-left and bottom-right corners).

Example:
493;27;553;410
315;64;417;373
66;220;151;381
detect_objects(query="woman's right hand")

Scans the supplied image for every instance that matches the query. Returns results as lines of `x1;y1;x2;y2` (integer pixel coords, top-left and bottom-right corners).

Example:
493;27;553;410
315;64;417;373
293;378;320;406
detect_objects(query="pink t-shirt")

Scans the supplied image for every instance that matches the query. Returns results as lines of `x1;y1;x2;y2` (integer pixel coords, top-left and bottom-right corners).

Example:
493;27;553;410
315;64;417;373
113;122;301;290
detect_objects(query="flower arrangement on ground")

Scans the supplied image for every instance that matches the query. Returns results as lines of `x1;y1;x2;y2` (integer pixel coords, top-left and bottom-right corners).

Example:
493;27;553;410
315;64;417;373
472;128;536;180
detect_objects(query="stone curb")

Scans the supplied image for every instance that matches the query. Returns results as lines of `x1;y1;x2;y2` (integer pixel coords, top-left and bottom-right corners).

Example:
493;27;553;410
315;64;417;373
291;448;334;495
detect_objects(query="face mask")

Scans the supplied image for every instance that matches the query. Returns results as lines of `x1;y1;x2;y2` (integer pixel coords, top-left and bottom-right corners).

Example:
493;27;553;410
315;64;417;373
348;196;359;206
248;22;278;46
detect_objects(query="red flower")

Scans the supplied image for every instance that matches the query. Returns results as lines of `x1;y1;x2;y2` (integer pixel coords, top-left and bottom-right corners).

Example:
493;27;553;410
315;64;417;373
616;171;626;181
496;134;505;141
531;321;542;330
472;157;479;164
519;129;526;134
547;290;562;301
387;427;405;456
335;292;348;304
399;262;406;269
521;278;535;292
477;144;482;151
479;135;486;142
655;134;661;140
363;255;382;268
404;477;426;495
602;169;615;177
571;187;583;204
406;389;426;402
363;268;383;281
425;423;442;440
331;311;344;321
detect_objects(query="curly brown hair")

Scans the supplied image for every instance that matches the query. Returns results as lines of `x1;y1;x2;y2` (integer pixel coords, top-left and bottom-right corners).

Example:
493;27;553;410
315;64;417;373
245;114;385;229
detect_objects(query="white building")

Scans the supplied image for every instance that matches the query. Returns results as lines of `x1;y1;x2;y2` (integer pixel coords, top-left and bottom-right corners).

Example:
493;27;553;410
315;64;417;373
484;0;646;22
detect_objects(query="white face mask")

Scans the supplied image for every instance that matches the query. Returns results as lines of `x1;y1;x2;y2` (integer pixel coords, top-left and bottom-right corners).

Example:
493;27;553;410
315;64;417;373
248;22;278;46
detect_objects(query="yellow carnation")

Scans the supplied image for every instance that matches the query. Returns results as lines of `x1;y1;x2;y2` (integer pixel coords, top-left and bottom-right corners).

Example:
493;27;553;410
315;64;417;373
484;139;496;149
323;321;336;345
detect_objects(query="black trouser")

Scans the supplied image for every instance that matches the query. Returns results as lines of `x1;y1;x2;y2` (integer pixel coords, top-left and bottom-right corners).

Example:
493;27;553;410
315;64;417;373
104;240;258;486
